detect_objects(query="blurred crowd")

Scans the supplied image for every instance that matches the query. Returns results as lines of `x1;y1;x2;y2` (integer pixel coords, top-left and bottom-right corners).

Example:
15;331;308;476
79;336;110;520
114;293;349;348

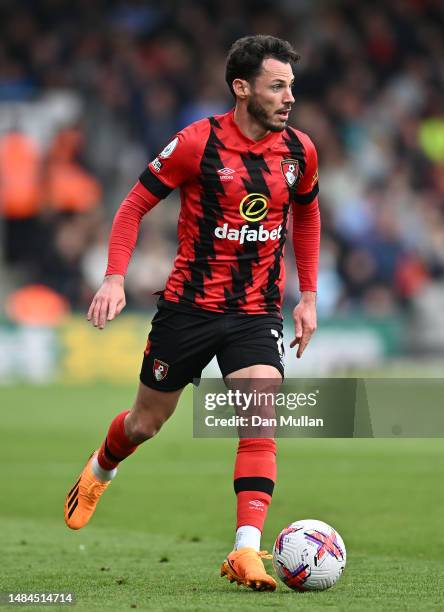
1;0;444;320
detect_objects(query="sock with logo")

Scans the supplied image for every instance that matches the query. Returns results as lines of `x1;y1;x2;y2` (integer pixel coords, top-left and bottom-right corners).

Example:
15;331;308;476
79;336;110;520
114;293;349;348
233;438;276;547
96;410;138;471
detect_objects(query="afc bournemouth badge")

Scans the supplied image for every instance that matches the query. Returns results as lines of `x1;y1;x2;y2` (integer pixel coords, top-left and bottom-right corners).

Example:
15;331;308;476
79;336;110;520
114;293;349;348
280;159;300;188
153;359;169;381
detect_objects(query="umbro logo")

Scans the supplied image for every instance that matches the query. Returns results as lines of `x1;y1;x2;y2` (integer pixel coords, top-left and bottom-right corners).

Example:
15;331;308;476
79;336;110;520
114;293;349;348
217;167;235;181
218;167;235;175
249;499;265;509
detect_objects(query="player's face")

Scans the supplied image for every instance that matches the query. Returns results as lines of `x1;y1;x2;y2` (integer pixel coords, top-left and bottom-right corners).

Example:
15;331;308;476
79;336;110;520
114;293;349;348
247;58;295;132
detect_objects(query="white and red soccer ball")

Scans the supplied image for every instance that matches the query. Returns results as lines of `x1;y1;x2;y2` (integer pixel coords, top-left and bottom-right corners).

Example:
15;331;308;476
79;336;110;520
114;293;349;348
273;519;346;591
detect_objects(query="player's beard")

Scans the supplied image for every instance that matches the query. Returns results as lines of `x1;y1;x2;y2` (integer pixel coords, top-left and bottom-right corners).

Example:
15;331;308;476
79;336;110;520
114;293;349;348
247;94;288;133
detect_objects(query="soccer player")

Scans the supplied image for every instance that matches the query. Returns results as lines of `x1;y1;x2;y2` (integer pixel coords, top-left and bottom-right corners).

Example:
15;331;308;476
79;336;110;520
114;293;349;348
64;34;320;592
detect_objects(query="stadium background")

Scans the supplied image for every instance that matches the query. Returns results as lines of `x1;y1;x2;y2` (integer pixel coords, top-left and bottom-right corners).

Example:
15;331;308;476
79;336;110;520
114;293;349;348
1;0;444;380
1;1;443;610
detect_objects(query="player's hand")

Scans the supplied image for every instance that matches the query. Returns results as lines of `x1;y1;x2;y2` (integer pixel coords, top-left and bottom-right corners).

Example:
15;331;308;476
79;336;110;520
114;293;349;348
290;291;317;359
87;275;126;329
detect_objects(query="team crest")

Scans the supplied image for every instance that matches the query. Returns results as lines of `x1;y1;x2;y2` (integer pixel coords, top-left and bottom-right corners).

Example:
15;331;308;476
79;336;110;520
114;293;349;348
280;159;300;188
153;359;169;381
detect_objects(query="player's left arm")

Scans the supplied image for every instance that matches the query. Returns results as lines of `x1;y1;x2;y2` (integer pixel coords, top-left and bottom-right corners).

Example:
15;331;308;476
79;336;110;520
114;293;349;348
290;136;321;358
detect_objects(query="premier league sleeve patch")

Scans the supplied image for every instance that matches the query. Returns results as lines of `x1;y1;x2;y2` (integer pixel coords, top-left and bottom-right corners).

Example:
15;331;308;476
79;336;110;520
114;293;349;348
159;137;179;159
153;359;169;381
280;159;300;188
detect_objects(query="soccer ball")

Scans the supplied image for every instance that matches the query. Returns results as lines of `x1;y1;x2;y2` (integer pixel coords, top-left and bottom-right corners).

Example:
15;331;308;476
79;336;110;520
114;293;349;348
273;519;346;591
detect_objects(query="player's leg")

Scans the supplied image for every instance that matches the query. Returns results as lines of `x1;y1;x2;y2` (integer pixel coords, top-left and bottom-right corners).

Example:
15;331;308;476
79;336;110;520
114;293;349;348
65;300;222;530
97;382;183;469
220;364;281;591
64;383;183;530
217;317;284;591
229;365;281;548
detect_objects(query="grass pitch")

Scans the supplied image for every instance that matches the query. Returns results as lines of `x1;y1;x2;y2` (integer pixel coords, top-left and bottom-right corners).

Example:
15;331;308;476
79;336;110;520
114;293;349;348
1;383;443;611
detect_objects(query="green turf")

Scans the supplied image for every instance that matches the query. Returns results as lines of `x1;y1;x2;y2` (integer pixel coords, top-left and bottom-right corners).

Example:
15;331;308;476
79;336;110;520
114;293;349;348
1;384;443;611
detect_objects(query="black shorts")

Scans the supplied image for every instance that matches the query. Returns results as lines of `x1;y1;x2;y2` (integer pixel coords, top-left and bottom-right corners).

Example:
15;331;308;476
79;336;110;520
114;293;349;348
140;298;284;391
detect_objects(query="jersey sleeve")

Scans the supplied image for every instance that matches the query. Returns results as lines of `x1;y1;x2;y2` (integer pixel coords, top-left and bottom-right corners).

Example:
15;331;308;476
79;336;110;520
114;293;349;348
138;121;209;198
105;120;210;278
292;135;321;292
105;180;160;276
293;135;319;205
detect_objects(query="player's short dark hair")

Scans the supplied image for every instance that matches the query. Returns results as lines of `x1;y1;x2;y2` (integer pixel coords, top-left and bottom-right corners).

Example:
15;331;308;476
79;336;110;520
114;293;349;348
225;35;300;98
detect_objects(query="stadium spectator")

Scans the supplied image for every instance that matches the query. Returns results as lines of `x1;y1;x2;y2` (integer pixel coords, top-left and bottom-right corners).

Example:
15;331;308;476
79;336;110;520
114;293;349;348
0;128;42;266
0;0;443;320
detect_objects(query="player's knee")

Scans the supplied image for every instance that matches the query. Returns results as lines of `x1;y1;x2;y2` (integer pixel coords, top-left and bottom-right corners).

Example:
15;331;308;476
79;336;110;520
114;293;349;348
126;412;166;443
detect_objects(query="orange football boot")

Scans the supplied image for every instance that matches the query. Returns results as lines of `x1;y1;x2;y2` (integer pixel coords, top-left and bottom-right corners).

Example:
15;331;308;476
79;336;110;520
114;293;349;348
221;547;277;591
64;452;111;530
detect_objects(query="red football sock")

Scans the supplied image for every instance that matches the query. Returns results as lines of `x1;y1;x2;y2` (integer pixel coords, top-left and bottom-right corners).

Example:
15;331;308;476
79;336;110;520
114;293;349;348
97;410;139;470
234;438;276;531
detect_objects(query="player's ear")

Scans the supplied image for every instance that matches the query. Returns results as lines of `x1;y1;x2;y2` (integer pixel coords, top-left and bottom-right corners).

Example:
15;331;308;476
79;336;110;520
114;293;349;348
232;78;250;99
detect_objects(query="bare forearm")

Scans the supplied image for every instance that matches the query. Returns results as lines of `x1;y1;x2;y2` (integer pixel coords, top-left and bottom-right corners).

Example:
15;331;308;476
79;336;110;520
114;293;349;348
103;274;124;284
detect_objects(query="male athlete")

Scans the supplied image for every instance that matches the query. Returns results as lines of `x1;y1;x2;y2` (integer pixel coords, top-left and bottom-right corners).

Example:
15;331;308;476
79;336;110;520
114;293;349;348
64;35;320;592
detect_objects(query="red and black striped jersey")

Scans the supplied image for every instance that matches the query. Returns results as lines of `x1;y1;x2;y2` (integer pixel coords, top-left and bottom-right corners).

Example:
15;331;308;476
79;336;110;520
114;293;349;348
107;109;320;314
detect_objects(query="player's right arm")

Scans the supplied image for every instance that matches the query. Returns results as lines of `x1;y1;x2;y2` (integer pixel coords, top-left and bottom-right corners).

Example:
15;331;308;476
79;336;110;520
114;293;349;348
87;179;160;329
87;123;207;329
87;273;126;329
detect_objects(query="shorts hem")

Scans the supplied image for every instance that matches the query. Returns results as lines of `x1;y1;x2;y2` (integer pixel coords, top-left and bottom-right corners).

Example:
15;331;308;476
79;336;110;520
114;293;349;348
220;360;284;380
139;375;189;393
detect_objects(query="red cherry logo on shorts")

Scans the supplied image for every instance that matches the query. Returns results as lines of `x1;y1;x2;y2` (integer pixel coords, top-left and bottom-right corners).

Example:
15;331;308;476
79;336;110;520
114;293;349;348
153;359;169;381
